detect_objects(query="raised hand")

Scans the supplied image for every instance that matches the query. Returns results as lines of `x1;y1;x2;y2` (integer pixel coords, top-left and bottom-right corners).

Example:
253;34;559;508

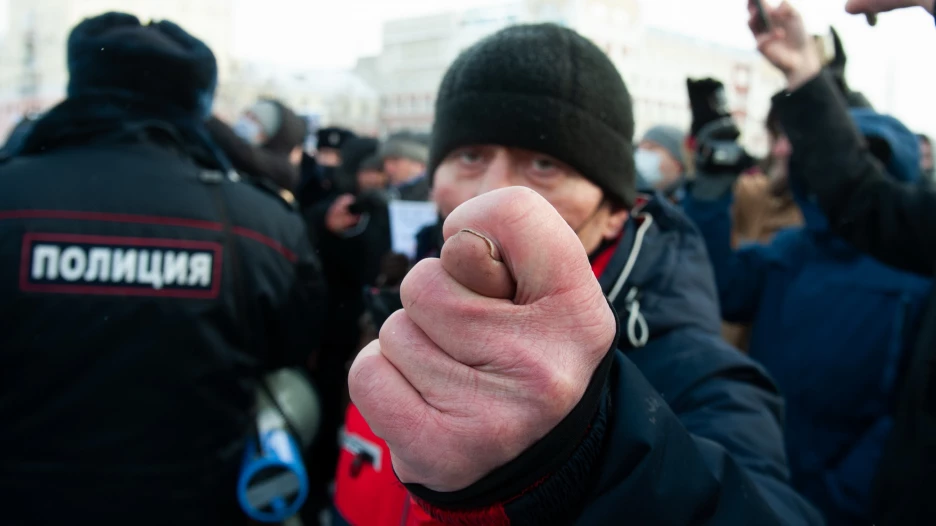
845;0;935;15
348;187;616;492
747;1;822;90
325;194;360;234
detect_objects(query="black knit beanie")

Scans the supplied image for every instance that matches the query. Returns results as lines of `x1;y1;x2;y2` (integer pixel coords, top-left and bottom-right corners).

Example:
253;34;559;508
67;12;218;119
341;137;381;177
428;24;636;208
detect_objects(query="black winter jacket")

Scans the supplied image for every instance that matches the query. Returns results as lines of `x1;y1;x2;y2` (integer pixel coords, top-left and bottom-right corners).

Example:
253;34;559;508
775;69;936;526
0;102;324;525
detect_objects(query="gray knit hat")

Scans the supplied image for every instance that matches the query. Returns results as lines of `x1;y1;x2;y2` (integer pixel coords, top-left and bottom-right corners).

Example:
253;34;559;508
380;132;429;164
641;125;686;168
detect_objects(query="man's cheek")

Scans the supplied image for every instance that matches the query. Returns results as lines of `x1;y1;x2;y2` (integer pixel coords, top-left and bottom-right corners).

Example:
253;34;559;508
433;185;473;218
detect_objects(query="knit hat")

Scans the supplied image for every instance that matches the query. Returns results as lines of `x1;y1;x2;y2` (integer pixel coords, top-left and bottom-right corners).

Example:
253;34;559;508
380;131;429;164
641;125;687;169
262;100;307;155
341;137;381;177
428;23;636;207
67;12;217;119
359;154;384;173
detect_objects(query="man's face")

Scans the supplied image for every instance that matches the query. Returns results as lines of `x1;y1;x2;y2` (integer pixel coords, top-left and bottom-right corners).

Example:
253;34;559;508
358;169;389;192
636;140;683;190
433;146;629;255
384;156;426;185
317;148;341;168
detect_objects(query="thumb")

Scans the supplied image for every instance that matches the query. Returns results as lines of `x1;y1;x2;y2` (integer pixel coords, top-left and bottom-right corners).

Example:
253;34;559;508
844;0;870;14
441;228;516;300
441;187;597;305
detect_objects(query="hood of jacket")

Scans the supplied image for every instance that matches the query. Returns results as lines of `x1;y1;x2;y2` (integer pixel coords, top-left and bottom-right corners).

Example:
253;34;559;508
794;108;919;233
598;194;723;344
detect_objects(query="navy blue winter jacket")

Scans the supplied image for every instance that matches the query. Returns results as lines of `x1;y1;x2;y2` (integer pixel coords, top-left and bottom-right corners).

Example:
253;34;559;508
409;196;822;525
682;109;931;526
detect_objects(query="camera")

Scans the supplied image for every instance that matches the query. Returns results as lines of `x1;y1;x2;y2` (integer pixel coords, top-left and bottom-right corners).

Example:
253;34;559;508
348;190;388;216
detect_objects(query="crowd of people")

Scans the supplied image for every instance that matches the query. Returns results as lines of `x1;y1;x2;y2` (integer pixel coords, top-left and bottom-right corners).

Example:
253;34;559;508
1;0;935;525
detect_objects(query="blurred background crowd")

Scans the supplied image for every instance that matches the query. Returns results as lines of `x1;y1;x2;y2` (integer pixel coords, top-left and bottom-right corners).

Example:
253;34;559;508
2;1;936;526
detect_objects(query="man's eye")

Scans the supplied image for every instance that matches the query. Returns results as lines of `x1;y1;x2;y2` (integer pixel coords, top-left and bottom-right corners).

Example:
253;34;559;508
532;158;556;172
459;151;482;164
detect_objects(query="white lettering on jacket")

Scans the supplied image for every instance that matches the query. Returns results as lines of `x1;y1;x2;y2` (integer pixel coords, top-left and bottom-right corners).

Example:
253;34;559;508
22;234;222;298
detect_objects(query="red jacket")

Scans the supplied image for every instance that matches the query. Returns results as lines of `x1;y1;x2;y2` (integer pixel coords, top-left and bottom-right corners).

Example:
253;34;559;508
334;403;437;525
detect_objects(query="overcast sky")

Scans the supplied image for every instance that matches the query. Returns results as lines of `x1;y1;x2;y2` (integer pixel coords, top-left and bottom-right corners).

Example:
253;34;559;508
232;0;936;137
0;0;932;137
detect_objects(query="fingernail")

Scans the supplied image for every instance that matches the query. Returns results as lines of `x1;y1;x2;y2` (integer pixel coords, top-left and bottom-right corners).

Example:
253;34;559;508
459;228;501;261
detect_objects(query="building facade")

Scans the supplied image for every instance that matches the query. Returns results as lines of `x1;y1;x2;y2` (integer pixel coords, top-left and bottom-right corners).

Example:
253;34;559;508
370;0;784;154
0;0;235;138
224;63;381;135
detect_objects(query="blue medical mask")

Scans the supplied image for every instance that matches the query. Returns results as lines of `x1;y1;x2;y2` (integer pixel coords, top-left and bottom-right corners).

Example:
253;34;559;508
233;117;263;146
634;149;664;186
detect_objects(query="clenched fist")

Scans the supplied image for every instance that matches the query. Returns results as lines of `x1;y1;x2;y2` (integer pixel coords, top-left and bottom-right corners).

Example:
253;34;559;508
348;187;616;492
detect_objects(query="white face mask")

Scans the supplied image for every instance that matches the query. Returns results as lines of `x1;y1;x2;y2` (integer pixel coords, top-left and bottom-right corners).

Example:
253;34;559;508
634;149;664;186
233;116;263;146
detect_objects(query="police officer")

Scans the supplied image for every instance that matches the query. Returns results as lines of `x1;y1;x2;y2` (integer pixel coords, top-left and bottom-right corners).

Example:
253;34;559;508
0;13;323;526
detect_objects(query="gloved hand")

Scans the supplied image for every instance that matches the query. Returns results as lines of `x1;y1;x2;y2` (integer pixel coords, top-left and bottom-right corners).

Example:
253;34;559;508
348;187;616;492
687;78;755;178
694;130;757;177
687;78;736;139
826;27;874;108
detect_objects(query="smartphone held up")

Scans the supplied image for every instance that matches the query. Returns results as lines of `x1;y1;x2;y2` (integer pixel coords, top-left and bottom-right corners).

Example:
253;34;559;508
752;0;772;32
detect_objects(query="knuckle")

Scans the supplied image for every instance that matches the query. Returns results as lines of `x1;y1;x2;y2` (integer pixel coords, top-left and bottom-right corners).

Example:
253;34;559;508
400;258;445;310
378;309;410;345
347;345;384;401
523;356;582;419
400;259;496;324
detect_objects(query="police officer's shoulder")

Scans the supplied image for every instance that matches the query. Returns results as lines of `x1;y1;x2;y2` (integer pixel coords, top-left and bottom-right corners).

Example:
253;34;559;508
239;174;298;212
194;168;297;222
0;149;15;166
214;170;308;246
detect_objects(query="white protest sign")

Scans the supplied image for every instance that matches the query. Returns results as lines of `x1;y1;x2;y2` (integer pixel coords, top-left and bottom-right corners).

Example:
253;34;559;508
388;200;439;260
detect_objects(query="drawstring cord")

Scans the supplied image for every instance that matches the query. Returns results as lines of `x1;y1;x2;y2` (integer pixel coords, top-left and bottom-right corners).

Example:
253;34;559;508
607;212;654;348
623;287;650;348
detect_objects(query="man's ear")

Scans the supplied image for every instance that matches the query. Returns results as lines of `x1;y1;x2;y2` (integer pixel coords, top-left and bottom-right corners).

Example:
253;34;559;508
602;207;630;241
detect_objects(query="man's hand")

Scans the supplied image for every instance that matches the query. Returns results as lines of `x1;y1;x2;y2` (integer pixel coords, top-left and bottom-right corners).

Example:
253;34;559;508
325;194;360;234
348;187;616;492
846;0;935;15
748;1;822;91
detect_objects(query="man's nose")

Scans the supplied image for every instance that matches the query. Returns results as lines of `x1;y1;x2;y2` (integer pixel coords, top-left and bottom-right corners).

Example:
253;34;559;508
477;155;516;196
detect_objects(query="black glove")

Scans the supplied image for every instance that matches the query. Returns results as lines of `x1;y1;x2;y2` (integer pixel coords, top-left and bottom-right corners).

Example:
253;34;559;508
687;78;734;138
348;189;389;215
826;27;873;109
693;116;756;178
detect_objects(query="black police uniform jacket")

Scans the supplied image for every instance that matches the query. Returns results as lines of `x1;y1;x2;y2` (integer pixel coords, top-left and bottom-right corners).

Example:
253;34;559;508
0;103;324;525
